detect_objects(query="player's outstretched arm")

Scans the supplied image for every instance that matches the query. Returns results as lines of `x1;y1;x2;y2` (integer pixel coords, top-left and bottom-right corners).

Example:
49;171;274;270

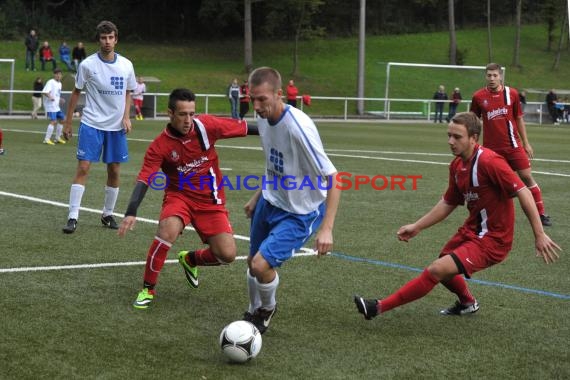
397;199;456;242
517;188;562;263
118;181;149;237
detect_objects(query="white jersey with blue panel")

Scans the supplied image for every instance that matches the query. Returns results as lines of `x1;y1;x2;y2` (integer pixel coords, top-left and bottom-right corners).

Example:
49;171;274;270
258;105;337;215
75;52;136;131
42;79;62;112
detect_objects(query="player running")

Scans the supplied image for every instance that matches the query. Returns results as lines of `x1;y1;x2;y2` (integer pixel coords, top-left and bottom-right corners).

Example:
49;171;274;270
354;112;560;320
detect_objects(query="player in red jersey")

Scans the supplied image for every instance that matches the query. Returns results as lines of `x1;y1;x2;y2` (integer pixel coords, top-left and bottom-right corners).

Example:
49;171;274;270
470;63;551;226
354;112;560;319
118;88;258;309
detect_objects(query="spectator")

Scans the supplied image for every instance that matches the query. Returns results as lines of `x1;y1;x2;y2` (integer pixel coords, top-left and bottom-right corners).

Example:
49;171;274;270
519;90;527;113
545;89;560;125
39;41;57;71
59;41;74;71
132;76;146;120
239;79;250;119
432;85;447;123
31;77;43;119
25;29;39;71
286;79;298;107
42;68;66;145
562;97;570;123
228;78;240;119
72;42;87;70
446;87;462;122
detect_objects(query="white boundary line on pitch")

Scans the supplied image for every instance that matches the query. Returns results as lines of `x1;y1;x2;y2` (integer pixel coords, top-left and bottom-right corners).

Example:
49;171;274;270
4;127;570;167
0;190;316;274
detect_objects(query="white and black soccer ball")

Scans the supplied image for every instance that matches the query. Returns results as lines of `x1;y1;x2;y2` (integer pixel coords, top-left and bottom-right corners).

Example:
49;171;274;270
219;320;262;363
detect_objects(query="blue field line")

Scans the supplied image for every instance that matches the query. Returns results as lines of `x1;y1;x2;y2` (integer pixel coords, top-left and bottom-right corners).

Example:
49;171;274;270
330;252;570;300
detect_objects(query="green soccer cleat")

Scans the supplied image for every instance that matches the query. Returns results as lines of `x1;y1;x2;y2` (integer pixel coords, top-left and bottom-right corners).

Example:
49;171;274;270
133;288;155;309
178;250;199;288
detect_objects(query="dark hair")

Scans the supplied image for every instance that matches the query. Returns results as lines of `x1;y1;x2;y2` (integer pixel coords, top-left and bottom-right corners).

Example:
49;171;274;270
168;88;196;111
95;20;118;40
451;112;481;138
248;66;282;92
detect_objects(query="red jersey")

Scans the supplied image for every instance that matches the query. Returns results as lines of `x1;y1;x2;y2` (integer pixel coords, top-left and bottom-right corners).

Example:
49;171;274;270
286;85;298;101
470;86;523;151
137;115;248;205
443;145;525;253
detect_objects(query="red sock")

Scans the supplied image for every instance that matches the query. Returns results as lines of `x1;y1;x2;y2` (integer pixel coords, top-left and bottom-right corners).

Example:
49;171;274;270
528;184;545;215
379;269;439;313
143;237;172;287
187;248;221;266
441;275;475;305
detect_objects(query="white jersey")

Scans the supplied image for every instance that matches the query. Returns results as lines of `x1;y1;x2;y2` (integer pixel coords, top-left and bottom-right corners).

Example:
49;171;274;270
258;105;337;215
132;82;146;101
75;52;136;131
42;79;62;113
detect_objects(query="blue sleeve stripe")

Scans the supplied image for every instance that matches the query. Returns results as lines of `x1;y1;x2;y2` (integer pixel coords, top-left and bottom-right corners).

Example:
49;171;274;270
288;108;325;170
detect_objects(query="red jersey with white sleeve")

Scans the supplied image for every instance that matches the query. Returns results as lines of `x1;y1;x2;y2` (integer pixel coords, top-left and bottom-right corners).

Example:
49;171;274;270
137;115;247;205
470;85;523;151
443;145;525;254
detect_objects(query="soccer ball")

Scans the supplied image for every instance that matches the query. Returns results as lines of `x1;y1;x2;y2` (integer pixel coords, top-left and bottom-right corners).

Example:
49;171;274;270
219;320;262;363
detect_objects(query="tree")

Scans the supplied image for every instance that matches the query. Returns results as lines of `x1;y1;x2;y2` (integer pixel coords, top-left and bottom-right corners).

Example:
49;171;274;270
552;9;568;70
487;0;493;62
244;0;253;73
512;0;522;68
448;0;457;65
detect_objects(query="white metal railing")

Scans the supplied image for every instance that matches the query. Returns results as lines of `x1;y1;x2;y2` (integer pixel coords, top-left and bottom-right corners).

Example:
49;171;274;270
0;89;565;125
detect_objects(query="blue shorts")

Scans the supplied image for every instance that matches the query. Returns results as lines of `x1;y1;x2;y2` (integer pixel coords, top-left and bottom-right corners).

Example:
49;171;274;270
47;111;65;121
76;123;129;163
249;197;325;268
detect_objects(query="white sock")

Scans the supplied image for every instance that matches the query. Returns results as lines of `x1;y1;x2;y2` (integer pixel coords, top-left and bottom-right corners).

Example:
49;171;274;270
257;271;279;310
55;124;63;140
44;124;54;141
247;269;261;314
68;184;85;220
102;185;119;217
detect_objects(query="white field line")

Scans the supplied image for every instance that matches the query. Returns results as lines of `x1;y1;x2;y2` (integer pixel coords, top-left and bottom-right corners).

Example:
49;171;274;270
0;190;316;274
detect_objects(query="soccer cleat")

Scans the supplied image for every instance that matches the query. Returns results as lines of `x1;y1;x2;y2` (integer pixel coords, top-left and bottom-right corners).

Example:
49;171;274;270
242;311;255;323
354;295;378;320
440;300;480;316
133;288;155;309
101;215;119;229
62;218;77;234
250;306;277;334
540;214;552;227
178;251;199;288
56;138;67;144
43;139;55;145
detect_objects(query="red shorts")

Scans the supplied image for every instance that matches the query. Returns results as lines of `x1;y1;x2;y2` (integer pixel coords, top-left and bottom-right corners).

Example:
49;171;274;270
133;99;143;109
439;228;509;278
492;146;531;171
160;192;233;243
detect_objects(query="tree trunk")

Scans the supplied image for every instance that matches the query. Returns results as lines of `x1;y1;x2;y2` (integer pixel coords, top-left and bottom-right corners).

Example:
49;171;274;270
244;0;253;74
553;10;568;70
512;0;522;67
487;0;492;63
448;0;456;65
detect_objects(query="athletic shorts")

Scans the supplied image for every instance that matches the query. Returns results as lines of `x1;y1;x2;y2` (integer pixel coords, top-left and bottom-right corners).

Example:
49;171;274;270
492;146;531;171
47;111;65;121
439;229;510;278
249;197;325;268
133;99;143;108
160;191;232;243
76;123;128;163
